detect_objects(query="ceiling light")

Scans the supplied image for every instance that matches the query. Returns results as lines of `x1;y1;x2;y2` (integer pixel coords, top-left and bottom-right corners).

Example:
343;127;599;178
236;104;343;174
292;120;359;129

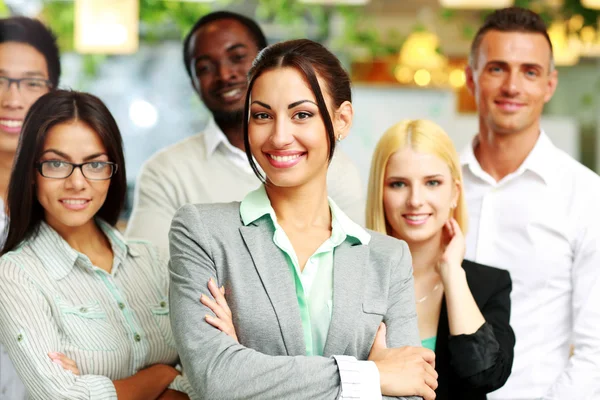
439;0;513;9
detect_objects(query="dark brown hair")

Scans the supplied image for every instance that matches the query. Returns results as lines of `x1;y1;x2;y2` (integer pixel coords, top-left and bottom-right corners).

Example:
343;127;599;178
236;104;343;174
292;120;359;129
0;16;61;87
2;90;127;255
243;39;352;182
470;7;554;70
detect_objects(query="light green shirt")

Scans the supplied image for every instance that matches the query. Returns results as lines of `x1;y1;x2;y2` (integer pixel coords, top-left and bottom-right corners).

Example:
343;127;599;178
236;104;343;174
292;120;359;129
421;336;437;352
240;185;370;356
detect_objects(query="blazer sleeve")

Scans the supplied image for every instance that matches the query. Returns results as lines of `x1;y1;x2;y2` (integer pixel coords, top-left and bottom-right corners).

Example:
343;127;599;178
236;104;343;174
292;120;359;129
382;241;423;400
447;269;515;392
169;204;350;399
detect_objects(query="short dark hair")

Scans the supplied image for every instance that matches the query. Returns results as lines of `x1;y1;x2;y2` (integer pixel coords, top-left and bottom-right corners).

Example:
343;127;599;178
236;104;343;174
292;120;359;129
243;39;352;183
1;90;127;255
182;11;267;81
0;16;61;88
470;7;554;70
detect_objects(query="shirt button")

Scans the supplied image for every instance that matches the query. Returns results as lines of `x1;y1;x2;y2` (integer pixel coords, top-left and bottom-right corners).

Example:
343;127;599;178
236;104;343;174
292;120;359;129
134;333;141;342
118;302;125;310
17;334;23;342
79;307;87;313
160;301;167;308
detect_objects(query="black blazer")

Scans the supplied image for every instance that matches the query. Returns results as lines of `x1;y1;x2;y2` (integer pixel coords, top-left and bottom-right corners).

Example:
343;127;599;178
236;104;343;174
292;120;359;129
433;260;515;400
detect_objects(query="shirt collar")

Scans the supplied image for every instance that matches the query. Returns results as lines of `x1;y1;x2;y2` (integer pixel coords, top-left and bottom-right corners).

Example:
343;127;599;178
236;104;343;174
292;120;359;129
460;130;554;185
203;117;226;158
240;185;370;245
203;117;248;159
28;219;139;281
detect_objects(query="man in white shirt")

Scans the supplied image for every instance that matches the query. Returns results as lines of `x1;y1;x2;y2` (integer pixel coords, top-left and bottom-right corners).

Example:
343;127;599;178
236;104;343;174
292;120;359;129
462;7;600;400
0;16;61;400
126;11;365;252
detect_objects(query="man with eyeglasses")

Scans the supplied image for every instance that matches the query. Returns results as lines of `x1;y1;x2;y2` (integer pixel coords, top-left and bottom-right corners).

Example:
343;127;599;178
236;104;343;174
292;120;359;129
126;11;366;253
0;16;60;400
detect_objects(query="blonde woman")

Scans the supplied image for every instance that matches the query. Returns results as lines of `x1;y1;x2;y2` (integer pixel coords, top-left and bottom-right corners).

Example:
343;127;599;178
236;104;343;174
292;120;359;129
366;120;515;400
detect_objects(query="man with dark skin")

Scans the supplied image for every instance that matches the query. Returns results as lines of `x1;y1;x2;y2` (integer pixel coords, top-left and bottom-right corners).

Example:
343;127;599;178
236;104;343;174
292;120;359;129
127;11;365;253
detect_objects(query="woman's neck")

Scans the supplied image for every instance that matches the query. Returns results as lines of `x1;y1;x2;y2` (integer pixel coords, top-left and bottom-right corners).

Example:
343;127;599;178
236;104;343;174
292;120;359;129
51;219;109;255
265;175;330;230
403;232;444;280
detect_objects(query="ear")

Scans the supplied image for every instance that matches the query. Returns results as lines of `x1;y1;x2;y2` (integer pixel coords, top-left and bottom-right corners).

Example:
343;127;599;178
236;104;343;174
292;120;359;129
333;101;353;140
451;178;461;211
465;65;476;97
544;68;558;103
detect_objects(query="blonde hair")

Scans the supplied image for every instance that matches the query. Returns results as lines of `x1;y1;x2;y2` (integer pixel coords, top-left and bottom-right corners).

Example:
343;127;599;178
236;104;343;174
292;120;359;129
366;119;468;236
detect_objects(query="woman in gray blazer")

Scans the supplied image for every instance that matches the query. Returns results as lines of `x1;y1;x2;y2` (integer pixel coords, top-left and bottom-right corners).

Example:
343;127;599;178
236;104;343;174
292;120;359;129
168;39;437;400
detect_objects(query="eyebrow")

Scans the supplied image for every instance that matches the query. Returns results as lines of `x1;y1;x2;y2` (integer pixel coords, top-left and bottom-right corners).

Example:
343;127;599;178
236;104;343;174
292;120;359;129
486;60;544;70
194;43;248;63
288;100;317;109
0;69;47;78
386;174;444;180
40;149;108;161
250;99;318;110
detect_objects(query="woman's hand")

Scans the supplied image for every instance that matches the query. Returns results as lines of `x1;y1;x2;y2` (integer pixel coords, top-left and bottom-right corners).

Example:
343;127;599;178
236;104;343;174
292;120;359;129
437;218;466;278
200;278;238;343
368;323;438;399
48;352;80;375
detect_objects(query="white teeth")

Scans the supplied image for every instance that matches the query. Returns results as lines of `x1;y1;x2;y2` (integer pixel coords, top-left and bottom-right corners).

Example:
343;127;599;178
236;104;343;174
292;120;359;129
0;119;22;128
221;88;241;98
405;215;428;221
62;199;88;205
269;154;301;162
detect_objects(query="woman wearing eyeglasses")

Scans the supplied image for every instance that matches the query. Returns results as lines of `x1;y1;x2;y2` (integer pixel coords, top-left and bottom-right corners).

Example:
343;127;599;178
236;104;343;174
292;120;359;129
0;90;195;400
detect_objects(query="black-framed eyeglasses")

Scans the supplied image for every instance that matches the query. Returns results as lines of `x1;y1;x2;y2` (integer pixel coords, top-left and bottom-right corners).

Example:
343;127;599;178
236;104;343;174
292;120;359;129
0;76;52;95
36;161;118;180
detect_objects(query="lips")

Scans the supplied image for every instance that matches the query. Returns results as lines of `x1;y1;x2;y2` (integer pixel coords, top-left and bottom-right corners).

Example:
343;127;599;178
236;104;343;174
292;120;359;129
214;84;246;104
265;152;305;169
402;214;431;226
60;199;91;211
494;100;525;112
0;118;23;134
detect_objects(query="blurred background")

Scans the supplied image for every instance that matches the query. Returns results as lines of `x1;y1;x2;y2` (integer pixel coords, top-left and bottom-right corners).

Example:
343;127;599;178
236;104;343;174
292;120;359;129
3;0;600;216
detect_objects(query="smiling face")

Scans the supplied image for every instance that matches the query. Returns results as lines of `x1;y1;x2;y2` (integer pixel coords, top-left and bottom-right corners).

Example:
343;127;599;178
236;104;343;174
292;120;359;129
383;147;459;247
466;30;557;137
188;19;259;121
36;120;112;234
0;42;50;155
248;67;348;189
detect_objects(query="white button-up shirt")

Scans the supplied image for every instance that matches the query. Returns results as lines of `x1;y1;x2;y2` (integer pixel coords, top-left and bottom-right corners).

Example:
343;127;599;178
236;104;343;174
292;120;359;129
461;131;600;400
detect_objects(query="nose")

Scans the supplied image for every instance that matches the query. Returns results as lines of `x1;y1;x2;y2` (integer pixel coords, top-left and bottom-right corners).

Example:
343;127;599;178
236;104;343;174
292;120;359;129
217;61;237;82
407;186;423;208
501;70;521;97
0;82;24;110
64;166;88;191
269;117;294;148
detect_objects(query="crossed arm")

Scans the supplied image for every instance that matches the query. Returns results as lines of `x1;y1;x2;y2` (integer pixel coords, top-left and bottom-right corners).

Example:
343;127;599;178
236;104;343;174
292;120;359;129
168;204;437;399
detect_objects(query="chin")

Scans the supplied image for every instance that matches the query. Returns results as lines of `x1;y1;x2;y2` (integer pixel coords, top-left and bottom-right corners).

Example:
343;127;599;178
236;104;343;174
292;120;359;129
49;213;96;230
265;176;307;189
397;225;439;245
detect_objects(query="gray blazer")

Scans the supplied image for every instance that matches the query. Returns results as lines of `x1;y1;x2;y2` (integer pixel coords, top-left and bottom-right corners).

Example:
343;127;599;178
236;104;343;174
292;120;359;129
169;202;422;400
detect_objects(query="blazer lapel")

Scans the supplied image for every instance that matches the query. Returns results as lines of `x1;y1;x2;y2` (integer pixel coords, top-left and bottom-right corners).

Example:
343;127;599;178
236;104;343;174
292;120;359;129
323;241;369;356
239;219;306;356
